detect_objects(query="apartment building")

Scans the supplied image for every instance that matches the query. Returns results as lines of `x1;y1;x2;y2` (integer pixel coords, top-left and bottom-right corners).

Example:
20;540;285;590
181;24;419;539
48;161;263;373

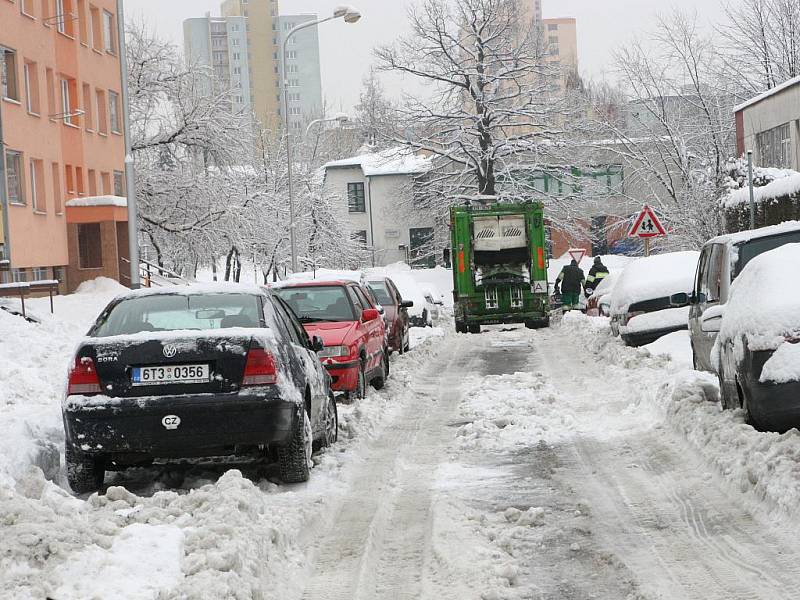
220;0;281;131
542;18;578;81
1;0;127;290
183;14;252;116
276;15;322;133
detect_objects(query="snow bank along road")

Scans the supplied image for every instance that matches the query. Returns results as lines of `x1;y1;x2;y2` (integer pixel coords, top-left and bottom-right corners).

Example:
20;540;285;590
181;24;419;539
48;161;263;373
7;300;800;598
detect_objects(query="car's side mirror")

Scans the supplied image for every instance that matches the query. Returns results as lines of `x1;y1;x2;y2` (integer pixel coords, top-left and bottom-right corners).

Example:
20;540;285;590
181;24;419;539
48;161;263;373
376;304;385;315
689;291;698;304
670;292;689;306
401;300;414;309
362;308;380;322
311;336;324;352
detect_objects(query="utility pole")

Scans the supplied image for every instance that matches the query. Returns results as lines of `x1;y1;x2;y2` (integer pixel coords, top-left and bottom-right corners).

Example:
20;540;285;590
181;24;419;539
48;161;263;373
117;0;140;288
0;100;10;269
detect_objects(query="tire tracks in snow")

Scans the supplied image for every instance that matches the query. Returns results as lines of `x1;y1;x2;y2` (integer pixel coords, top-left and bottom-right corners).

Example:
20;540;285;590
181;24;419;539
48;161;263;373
296;334;483;600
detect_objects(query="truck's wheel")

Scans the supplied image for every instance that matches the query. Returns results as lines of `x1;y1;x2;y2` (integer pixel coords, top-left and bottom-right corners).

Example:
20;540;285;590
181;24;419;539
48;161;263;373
277;409;312;483
468;324;481;334
455;321;467;334
66;446;105;495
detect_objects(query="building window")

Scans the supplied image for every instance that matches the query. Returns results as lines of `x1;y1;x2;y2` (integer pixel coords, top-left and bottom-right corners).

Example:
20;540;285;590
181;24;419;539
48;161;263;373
287;78;299;87
61;78;78;125
77;0;88;44
288;50;297;59
108;90;120;133
103;10;116;53
549;36;558;44
52;163;63;214
113;170;124;196
351;230;367;246
96;88;107;134
1;47;19;101
90;6;102;50
45;67;56;116
20;0;36;17
87;168;97;195
232;38;240;46
55;0;65;33
24;61;40;115
233;52;241;61
30;159;46;212
82;83;93;130
65;164;74;194
12;269;28;283
347;182;366;213
6;151;25;205
100;171;111;194
757;123;792;169
233;66;241;75
213;51;226;62
548;23;558;31
75;166;85;195
287;64;299;73
77;223;103;268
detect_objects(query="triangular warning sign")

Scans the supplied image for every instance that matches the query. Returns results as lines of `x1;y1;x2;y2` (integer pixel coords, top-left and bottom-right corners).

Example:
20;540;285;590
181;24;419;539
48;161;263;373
628;205;666;238
567;248;586;263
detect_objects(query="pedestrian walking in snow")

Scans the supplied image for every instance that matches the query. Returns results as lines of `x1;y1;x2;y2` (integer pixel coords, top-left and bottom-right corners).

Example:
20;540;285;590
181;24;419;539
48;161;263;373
554;259;585;311
585;257;610;298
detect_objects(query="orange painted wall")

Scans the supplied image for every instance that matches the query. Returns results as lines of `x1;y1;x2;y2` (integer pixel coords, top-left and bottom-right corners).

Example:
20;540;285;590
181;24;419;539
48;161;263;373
1;0;124;270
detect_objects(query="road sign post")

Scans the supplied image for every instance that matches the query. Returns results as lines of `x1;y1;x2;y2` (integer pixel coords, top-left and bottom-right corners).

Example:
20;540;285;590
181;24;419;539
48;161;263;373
628;205;666;256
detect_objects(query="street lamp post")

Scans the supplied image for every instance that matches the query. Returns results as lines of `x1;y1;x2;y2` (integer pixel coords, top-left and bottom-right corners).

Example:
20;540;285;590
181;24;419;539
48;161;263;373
117;0;140;288
283;5;361;273
304;113;349;138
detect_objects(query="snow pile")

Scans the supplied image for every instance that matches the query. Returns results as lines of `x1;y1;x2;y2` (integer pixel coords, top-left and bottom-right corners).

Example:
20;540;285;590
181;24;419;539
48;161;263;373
609;251;699;315
718;243;800;353
323;146;432;177
457;372;577;451
564;312;800;519
760;342;800;383
365;263;428;318
65;195;128;208
723;169;800;209
622;305;689;334
276;268;363;286
643;330;693;369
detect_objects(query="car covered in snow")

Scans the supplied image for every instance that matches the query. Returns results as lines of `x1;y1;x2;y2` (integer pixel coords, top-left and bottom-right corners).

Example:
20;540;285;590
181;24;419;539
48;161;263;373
689;221;800;372
62;285;337;493
274;280;388;400
365;276;413;354
707;243;800;431
609;251;699;347
585;270;620;317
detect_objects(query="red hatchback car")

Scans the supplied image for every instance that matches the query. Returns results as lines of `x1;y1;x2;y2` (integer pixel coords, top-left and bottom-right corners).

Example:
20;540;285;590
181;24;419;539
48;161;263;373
274;280;388;400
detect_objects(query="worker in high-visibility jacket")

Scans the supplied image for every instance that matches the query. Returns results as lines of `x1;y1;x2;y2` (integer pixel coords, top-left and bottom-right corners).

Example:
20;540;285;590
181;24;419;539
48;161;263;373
585;256;610;297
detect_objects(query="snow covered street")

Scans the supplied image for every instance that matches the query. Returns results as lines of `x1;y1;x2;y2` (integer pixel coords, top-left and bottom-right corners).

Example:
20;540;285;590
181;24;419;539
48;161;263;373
8;302;800;598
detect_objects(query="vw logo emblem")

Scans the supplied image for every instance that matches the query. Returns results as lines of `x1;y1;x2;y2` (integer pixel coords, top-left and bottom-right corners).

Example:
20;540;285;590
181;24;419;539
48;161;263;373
161;415;181;430
162;344;178;358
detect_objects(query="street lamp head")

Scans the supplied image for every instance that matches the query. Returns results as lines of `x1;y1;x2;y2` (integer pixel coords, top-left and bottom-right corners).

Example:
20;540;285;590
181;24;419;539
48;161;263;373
333;4;361;23
333;113;350;123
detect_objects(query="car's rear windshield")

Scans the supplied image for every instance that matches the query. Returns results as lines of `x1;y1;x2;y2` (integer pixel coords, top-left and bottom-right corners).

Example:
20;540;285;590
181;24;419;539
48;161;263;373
736;231;800;276
367;281;392;305
91;293;263;337
274;286;356;322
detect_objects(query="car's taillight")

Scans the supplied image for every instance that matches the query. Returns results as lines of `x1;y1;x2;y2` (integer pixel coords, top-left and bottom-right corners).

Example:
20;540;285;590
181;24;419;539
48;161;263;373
242;348;278;386
67;356;102;395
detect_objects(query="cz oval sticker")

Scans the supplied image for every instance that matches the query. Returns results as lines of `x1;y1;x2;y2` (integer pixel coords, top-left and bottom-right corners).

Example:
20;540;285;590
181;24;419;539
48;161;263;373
161;415;181;430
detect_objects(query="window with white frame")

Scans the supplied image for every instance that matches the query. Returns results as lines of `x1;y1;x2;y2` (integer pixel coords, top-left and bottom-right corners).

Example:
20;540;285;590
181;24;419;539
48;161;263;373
30;159;45;212
56;0;66;33
103;10;116;53
6;150;25;205
108;90;120;133
1;47;19;101
60;78;75;124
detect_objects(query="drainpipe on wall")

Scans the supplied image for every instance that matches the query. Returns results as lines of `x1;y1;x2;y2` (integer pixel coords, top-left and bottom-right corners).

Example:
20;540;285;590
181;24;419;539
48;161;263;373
366;175;376;267
0;101;11;272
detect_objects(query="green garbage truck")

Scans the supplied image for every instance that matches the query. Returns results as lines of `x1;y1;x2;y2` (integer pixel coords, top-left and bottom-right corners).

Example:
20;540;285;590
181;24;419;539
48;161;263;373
450;201;550;333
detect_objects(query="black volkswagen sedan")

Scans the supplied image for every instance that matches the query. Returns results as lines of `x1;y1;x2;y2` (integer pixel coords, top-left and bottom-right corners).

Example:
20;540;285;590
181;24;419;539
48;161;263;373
62;285;337;493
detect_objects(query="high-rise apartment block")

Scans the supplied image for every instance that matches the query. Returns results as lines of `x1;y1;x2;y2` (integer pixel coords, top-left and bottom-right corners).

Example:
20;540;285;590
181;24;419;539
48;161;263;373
543;18;578;75
183;15;252;115
277;15;323;132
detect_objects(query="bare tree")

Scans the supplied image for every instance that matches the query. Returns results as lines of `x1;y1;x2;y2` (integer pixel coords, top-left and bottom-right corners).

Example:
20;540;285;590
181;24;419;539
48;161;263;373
375;0;567;199
719;0;800;93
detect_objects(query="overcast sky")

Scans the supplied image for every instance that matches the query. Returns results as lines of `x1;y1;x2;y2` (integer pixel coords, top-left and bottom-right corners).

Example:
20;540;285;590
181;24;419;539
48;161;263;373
124;0;723;113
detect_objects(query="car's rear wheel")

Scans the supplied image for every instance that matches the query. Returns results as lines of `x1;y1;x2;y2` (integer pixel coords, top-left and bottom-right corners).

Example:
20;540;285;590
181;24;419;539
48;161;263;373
371;352;388;390
65;446;105;495
277;409;312;483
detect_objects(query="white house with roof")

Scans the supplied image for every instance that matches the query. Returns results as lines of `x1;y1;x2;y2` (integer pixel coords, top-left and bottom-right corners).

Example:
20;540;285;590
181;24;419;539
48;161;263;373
734;75;800;171
323;148;436;267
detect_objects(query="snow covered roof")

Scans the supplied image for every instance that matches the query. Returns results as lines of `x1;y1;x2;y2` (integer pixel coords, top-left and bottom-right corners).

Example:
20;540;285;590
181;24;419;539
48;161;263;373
706;220;800;247
65;195;127;208
323;147;432;177
722;171;800;209
733;75;800;113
